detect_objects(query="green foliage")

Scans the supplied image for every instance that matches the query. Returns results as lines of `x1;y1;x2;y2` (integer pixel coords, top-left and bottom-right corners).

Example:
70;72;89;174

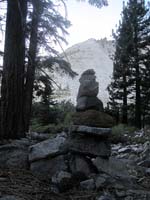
108;0;150;128
31;100;75;133
111;124;137;143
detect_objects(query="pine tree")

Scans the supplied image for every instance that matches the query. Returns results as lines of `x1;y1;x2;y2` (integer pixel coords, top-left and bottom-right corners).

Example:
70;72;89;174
109;0;150;128
126;0;150;128
108;4;133;124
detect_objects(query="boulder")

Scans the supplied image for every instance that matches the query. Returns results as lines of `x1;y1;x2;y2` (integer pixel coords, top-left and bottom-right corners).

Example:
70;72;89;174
80;179;95;190
76;96;104;111
93;157;130;179
70;125;111;138
30;155;68;179
72;110;114;128
29;135;66;162
51;171;72;192
66;136;111;157
77;80;99;98
69;155;93;177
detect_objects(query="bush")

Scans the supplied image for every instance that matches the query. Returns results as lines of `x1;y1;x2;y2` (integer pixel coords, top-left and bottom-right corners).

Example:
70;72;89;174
30;100;75;133
111;124;137;144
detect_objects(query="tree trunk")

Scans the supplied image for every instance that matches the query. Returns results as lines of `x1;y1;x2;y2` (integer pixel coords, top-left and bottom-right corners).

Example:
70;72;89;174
24;0;40;132
0;0;27;139
122;73;128;124
135;63;141;129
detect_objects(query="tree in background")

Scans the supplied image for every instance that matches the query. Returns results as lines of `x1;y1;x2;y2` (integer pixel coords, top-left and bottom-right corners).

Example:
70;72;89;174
108;0;150;128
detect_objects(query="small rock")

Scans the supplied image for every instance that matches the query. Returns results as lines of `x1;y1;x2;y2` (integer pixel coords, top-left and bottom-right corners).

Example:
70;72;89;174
80;179;95;190
0;196;23;200
118;147;131;154
95;175;107;189
51;171;72;192
138;159;150;167
145;168;150;175
97;195;114;200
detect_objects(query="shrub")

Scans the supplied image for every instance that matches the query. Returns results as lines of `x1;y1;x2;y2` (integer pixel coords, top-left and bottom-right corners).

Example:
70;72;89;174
111;124;137;144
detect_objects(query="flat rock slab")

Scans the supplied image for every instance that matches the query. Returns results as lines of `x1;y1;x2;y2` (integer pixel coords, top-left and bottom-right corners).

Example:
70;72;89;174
29;135;66;162
70;125;111;138
93;157;130;178
30;155;68;179
66;136;111;157
72;110;114;128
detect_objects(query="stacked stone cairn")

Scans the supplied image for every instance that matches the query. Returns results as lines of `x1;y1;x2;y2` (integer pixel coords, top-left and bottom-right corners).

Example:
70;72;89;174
28;69;115;192
68;69;114;162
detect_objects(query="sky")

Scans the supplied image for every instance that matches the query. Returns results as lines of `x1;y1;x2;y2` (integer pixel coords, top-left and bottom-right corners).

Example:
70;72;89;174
61;0;127;50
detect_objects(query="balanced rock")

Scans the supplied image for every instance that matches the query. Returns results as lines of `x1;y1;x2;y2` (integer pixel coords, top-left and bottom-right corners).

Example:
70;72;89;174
72;110;114;128
76;96;103;111
76;69;103;111
66;135;111;158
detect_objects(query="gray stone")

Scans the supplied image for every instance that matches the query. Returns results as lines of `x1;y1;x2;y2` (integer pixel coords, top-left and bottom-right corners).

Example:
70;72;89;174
138;159;150;167
115;190;126;198
118;147;132;154
51;171;72;192
28;132;50;141
140;141;150;159
0;196;23;200
29;135;66;162
72;110;114;128
30;155;68;179
79;69;95;79
79;74;96;84
69;155;92;177
76;96;103;111
80;179;95;190
97;195;114;200
95;175;107;189
66;136;111;157
145;168;150;175
93;157;130;178
70;125;111;138
51;171;72;184
77;80;99;98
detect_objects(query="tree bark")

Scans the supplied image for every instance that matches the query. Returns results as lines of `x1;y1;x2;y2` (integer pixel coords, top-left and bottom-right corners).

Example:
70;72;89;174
122;73;128;124
24;0;40;132
135;62;141;129
0;0;27;139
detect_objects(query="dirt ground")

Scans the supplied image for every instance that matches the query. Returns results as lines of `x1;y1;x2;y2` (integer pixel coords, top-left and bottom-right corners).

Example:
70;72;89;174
0;169;99;200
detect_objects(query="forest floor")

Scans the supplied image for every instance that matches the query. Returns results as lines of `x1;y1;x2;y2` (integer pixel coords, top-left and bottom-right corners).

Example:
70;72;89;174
0;169;99;200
